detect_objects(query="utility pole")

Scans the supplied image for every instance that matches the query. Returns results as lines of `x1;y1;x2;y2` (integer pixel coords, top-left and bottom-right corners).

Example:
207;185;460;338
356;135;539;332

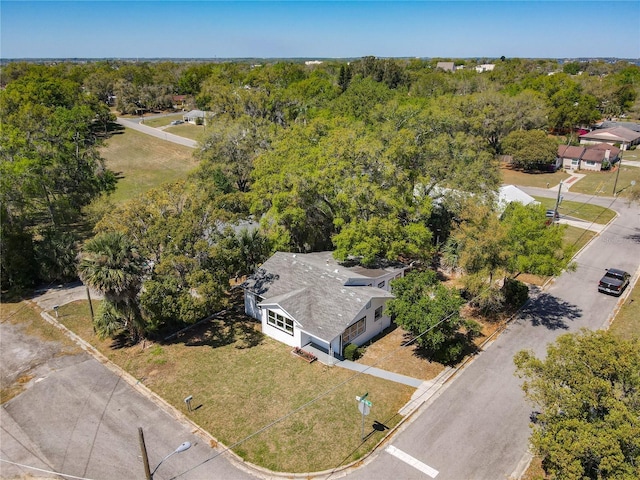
612;151;623;196
138;427;152;480
553;181;563;221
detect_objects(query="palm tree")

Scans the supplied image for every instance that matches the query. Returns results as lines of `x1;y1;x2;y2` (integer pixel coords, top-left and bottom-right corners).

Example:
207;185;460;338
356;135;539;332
78;231;146;341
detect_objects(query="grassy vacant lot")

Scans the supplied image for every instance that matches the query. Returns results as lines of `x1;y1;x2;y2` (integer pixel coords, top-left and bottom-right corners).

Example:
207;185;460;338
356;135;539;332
99;128;199;203
54;301;414;473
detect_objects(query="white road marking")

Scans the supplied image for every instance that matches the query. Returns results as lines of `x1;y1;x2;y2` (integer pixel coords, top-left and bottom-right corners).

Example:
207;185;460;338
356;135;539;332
385;445;439;478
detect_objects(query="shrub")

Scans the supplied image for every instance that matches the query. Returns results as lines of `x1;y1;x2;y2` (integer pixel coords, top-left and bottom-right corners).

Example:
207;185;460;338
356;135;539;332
503;278;529;310
343;343;362;361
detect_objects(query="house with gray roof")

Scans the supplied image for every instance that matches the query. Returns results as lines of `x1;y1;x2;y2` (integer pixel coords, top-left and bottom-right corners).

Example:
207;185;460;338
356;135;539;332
579;126;640;150
182;109;209;125
242;251;407;358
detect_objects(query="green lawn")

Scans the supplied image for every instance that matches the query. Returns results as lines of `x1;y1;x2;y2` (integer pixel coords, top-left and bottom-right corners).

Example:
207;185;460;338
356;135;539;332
609;281;640;340
99;128;199;203
54;301;415;473
565;163;640;198
533;197;617;224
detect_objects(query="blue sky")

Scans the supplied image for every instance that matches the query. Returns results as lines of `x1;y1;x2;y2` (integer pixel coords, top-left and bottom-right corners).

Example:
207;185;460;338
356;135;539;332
1;1;639;59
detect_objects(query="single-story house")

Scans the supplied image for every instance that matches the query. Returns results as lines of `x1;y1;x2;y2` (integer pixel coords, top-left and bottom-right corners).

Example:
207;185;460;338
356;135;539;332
242;251;407;359
558;144;620;172
172;95;187;109
436;62;456;72
182;109;208;125
579;126;640;151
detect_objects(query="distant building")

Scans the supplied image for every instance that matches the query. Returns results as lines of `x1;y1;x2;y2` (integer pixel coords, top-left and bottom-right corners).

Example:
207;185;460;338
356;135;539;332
475;64;495;73
579;126;640;151
436;61;456;72
182;109;208;125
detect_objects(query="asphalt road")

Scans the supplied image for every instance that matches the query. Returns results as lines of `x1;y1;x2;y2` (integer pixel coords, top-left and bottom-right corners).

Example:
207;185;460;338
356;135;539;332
344;189;640;480
0;313;256;480
115;117;198;149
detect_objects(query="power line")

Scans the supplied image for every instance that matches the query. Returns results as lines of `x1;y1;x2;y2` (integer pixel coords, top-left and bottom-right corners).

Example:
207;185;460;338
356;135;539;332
0;458;96;480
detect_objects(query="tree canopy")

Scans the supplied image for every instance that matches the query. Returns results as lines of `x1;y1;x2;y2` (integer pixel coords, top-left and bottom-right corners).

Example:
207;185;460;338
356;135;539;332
515;330;640;480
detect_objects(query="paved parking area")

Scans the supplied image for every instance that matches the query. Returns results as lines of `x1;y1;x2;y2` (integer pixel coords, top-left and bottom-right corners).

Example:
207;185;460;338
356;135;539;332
1;289;256;480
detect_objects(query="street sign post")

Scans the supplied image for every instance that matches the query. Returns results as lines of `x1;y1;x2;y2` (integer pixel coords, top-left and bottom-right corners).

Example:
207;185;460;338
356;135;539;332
355;393;373;440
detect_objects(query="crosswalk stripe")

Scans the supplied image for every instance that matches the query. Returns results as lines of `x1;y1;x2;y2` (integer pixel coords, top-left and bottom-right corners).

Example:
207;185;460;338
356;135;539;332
385;445;439;478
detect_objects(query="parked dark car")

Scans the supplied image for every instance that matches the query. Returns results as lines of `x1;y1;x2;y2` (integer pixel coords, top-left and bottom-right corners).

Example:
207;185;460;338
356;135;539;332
598;268;630;296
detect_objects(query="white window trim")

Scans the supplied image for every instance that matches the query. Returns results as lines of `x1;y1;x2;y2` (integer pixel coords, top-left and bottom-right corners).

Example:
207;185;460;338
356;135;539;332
374;306;383;320
267;310;294;335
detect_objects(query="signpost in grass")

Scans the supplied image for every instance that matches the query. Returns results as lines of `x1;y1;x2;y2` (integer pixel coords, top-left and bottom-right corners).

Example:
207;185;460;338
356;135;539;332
356;393;372;440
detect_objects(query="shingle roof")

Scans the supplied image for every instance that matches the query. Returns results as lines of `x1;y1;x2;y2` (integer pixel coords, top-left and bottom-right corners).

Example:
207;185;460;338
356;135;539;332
243;252;397;342
558;145;585;159
580;126;640;143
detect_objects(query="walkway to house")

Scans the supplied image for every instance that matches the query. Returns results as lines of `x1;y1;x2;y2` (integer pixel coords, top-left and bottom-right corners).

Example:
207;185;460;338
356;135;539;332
303;344;425;388
547;172;586;192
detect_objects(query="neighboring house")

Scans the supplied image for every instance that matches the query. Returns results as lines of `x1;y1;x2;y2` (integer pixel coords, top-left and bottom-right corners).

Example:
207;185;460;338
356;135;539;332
436;62;456;72
558;145;586;171
581;143;620;171
182;109;208;125
475;64;495;73
172;95;187;109
557;144;620;172
242;251;407;359
497;185;539;212
596;121;640;134
579;126;640;150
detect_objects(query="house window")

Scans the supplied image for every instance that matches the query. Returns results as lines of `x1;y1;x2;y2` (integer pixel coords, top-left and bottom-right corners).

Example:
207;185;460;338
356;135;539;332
374;306;383;320
585;161;596;166
343;317;366;344
267;310;294;335
571;159;579;166
378;281;385;288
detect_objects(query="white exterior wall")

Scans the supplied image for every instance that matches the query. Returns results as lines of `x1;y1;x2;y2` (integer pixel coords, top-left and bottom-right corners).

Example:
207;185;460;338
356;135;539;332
260;305;301;348
580;161;602;172
244;291;261;320
344;297;392;350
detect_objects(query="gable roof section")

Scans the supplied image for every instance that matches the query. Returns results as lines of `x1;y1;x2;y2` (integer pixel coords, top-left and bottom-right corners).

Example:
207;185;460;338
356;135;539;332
586;142;620;157
243;252;396;342
580;126;640;143
497;185;538;210
558;145;585;159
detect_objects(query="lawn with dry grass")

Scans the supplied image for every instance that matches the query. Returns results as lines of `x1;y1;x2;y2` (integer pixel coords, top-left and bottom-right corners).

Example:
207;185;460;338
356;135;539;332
99;128;199;203
53;300;414;473
501;166;570;188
